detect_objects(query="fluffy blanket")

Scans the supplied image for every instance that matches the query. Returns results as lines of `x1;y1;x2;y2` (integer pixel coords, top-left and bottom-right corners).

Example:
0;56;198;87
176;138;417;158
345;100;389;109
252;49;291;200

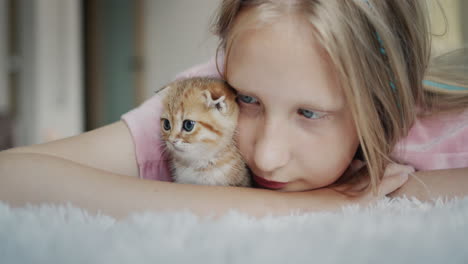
1;197;468;264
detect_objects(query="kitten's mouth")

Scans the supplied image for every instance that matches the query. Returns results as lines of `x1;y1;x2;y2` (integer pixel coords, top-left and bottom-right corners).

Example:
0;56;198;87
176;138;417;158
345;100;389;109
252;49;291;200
169;143;185;152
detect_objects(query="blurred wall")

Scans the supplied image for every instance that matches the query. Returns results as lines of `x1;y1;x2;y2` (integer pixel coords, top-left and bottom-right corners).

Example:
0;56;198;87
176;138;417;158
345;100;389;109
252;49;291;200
0;0;8;113
430;0;468;56
14;0;83;146
143;0;220;98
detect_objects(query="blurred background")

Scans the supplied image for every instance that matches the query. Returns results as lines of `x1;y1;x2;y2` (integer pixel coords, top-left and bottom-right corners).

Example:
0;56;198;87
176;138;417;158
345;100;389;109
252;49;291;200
0;0;466;150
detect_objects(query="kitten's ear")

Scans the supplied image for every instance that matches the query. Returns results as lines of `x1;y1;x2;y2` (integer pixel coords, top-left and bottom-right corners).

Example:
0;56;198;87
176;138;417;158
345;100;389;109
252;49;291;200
155;85;171;100
202;90;227;114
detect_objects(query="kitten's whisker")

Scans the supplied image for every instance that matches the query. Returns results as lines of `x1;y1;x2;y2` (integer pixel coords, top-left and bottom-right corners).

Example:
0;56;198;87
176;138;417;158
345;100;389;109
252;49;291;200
160;145;169;155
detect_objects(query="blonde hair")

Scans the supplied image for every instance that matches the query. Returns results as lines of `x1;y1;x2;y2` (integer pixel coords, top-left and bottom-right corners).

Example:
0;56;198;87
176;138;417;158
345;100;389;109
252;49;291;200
211;0;468;194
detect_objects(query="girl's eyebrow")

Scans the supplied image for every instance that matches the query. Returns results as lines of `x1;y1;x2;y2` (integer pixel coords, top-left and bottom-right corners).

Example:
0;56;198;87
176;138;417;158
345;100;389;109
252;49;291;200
226;83;253;97
298;102;342;113
227;81;262;95
226;82;241;92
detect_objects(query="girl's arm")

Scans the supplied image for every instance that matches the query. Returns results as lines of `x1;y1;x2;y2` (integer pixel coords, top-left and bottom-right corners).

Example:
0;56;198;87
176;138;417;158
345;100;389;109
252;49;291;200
0;153;372;220
3;121;140;178
389;168;468;200
0;152;353;219
0;152;407;219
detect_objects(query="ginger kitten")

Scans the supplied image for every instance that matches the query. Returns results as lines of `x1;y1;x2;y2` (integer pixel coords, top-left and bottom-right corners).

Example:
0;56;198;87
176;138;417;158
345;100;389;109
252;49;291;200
158;77;251;187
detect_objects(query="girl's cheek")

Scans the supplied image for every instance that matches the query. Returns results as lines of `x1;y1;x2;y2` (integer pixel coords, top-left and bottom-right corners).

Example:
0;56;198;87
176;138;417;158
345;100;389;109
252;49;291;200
238;104;262;119
236;115;255;162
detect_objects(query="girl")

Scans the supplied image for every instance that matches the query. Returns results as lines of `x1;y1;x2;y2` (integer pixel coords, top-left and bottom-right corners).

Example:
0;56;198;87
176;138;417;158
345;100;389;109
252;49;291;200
1;0;467;219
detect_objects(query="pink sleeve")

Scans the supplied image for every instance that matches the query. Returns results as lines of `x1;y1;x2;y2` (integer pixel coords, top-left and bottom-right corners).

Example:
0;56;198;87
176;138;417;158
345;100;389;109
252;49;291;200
391;109;468;171
121;94;172;181
121;55;223;180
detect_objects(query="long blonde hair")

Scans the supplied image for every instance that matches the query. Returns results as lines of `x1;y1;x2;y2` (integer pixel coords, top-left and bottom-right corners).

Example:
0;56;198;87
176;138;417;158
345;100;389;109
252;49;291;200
211;0;468;194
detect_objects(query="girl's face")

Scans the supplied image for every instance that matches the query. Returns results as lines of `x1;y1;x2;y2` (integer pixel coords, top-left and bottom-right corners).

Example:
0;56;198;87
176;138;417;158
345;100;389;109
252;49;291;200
226;15;360;191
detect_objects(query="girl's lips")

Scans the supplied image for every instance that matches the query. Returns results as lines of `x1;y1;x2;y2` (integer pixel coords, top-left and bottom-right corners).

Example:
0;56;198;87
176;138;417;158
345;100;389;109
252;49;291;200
253;174;288;190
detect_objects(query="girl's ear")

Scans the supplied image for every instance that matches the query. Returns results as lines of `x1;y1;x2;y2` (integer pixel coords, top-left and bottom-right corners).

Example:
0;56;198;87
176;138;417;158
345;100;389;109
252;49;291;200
202;90;227;114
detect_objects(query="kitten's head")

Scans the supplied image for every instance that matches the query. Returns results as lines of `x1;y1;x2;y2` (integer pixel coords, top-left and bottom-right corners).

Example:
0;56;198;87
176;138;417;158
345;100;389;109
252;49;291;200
159;77;239;161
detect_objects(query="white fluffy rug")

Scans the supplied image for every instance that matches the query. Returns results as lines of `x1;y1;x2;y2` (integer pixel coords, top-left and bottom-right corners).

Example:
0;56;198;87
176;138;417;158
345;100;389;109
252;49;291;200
1;197;468;264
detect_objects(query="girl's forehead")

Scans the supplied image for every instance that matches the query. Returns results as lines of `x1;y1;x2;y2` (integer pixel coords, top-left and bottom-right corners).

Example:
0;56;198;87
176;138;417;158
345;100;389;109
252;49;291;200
226;17;345;111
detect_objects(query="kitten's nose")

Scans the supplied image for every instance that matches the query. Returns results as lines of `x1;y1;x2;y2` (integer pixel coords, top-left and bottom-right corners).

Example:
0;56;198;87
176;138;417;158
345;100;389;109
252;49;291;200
171;139;182;145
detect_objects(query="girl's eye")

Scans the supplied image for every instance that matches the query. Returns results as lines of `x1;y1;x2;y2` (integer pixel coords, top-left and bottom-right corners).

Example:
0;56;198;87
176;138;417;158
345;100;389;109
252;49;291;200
237;94;258;104
162;118;171;131
298;109;326;119
182;120;196;132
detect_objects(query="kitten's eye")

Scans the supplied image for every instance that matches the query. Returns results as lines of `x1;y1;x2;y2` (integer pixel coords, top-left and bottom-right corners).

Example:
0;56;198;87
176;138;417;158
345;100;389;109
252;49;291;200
162;118;171;131
237;94;258;104
182;120;196;132
298;109;326;119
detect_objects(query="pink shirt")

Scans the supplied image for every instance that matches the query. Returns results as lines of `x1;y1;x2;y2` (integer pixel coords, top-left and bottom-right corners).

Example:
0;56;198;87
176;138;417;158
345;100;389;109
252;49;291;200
121;56;468;181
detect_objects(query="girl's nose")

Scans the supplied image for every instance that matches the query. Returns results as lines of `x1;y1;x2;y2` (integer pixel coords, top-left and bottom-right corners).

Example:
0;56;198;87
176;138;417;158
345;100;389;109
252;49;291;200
252;120;290;173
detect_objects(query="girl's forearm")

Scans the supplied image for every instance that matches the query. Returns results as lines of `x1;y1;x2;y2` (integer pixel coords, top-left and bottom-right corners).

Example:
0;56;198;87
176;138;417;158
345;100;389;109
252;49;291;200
389;167;468;201
0;153;348;219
